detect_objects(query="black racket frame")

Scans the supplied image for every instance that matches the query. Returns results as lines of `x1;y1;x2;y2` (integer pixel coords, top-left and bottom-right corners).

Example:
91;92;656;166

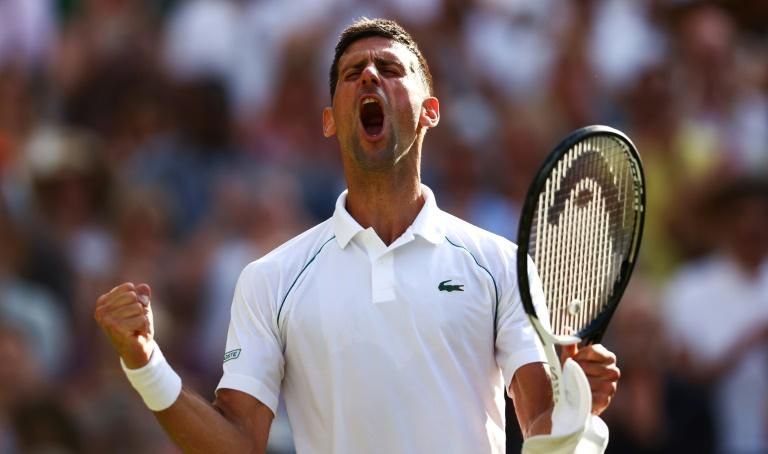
516;125;646;344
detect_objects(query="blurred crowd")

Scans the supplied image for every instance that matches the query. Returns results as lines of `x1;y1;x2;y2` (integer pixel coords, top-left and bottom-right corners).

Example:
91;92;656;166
0;0;766;453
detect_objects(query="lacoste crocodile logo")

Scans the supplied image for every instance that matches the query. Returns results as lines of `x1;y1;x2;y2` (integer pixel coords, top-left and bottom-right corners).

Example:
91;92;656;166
438;279;464;292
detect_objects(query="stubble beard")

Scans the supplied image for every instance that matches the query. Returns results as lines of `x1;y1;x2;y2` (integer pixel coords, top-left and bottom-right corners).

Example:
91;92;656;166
350;123;406;172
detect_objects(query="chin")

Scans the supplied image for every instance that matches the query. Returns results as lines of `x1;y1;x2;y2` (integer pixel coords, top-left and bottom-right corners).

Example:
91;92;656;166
353;148;398;172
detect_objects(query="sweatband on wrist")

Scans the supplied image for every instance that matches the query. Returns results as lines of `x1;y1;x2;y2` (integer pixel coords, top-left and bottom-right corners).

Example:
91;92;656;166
120;341;182;411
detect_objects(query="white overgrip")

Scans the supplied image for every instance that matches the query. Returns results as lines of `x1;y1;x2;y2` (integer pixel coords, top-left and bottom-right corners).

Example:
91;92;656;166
522;358;609;454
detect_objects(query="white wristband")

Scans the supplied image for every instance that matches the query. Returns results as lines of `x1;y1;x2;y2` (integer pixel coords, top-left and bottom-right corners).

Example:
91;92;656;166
120;341;182;411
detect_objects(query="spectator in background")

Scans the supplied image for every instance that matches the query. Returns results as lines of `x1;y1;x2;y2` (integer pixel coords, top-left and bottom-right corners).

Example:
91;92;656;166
0;195;69;378
0;323;47;452
0;201;75;451
602;278;671;454
602;274;717;454
126;77;240;238
0;66;36;218
671;4;768;173
9;397;83;454
26;126;115;290
0;0;54;70
663;174;768;454
622;65;689;284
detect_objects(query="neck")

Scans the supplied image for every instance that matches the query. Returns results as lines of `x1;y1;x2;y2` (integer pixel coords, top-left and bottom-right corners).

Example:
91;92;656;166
344;158;424;246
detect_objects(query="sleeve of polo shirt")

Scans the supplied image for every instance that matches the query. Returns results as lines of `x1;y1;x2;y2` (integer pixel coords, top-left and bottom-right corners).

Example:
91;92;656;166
216;262;284;415
495;254;547;392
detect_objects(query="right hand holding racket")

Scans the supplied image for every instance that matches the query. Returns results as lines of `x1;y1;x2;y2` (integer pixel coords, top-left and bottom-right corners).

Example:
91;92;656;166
94;282;156;369
561;343;620;416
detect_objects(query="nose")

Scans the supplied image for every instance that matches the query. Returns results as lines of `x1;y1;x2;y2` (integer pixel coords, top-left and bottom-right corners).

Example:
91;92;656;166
361;63;381;87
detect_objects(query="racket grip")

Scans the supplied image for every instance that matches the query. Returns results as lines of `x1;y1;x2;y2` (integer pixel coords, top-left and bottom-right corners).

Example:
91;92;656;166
583;329;605;345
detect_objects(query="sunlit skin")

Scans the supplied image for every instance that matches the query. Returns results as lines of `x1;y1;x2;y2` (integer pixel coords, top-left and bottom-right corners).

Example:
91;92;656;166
323;36;439;245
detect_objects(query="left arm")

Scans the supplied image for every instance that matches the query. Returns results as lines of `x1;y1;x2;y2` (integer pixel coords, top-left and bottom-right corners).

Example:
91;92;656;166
509;362;554;438
510;344;620;438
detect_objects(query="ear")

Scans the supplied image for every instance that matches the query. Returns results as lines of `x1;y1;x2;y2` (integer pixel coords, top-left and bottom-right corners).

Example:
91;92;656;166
419;97;440;129
322;107;336;137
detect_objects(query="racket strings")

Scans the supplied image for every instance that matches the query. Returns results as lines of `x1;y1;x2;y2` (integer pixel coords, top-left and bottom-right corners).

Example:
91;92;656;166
530;136;638;337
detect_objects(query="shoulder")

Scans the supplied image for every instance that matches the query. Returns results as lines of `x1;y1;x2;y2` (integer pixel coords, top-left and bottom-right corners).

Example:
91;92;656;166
440;211;518;261
238;219;336;286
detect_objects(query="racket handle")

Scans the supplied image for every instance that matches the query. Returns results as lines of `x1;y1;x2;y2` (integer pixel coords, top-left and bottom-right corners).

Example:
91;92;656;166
582;329;605;345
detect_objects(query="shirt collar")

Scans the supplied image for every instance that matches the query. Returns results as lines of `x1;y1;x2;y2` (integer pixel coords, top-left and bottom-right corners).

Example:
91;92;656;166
332;190;364;248
332;184;445;249
410;184;445;245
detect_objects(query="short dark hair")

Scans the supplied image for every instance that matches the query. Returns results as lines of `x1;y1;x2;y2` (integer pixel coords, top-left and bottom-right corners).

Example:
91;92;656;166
329;18;434;99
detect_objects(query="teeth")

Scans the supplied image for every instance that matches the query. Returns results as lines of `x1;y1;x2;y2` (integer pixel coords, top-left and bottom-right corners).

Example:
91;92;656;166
362;98;377;105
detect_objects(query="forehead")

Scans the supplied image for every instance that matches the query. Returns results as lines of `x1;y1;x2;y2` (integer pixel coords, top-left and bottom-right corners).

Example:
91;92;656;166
338;36;417;67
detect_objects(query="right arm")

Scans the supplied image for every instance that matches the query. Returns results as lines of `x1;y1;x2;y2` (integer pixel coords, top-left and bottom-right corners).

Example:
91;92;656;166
94;282;273;453
155;387;273;454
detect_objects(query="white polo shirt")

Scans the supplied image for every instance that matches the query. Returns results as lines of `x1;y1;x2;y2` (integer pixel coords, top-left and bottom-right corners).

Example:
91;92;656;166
217;185;546;454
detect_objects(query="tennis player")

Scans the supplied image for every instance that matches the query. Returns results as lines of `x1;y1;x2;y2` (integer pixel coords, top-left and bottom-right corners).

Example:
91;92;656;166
95;18;620;453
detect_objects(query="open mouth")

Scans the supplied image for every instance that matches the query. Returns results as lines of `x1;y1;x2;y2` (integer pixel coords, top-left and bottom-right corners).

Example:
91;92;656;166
359;97;384;138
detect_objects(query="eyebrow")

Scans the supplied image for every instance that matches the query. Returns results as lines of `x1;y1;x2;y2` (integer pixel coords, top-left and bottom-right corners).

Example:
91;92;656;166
375;56;406;71
340;53;407;73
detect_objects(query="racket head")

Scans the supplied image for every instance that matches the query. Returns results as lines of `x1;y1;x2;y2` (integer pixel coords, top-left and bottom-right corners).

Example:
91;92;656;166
517;125;646;345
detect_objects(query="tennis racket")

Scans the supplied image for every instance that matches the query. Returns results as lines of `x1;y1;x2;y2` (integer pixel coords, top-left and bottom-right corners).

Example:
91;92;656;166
516;124;645;404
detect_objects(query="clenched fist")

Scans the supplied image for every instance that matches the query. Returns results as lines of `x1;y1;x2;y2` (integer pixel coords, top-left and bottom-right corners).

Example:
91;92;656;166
94;282;155;369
